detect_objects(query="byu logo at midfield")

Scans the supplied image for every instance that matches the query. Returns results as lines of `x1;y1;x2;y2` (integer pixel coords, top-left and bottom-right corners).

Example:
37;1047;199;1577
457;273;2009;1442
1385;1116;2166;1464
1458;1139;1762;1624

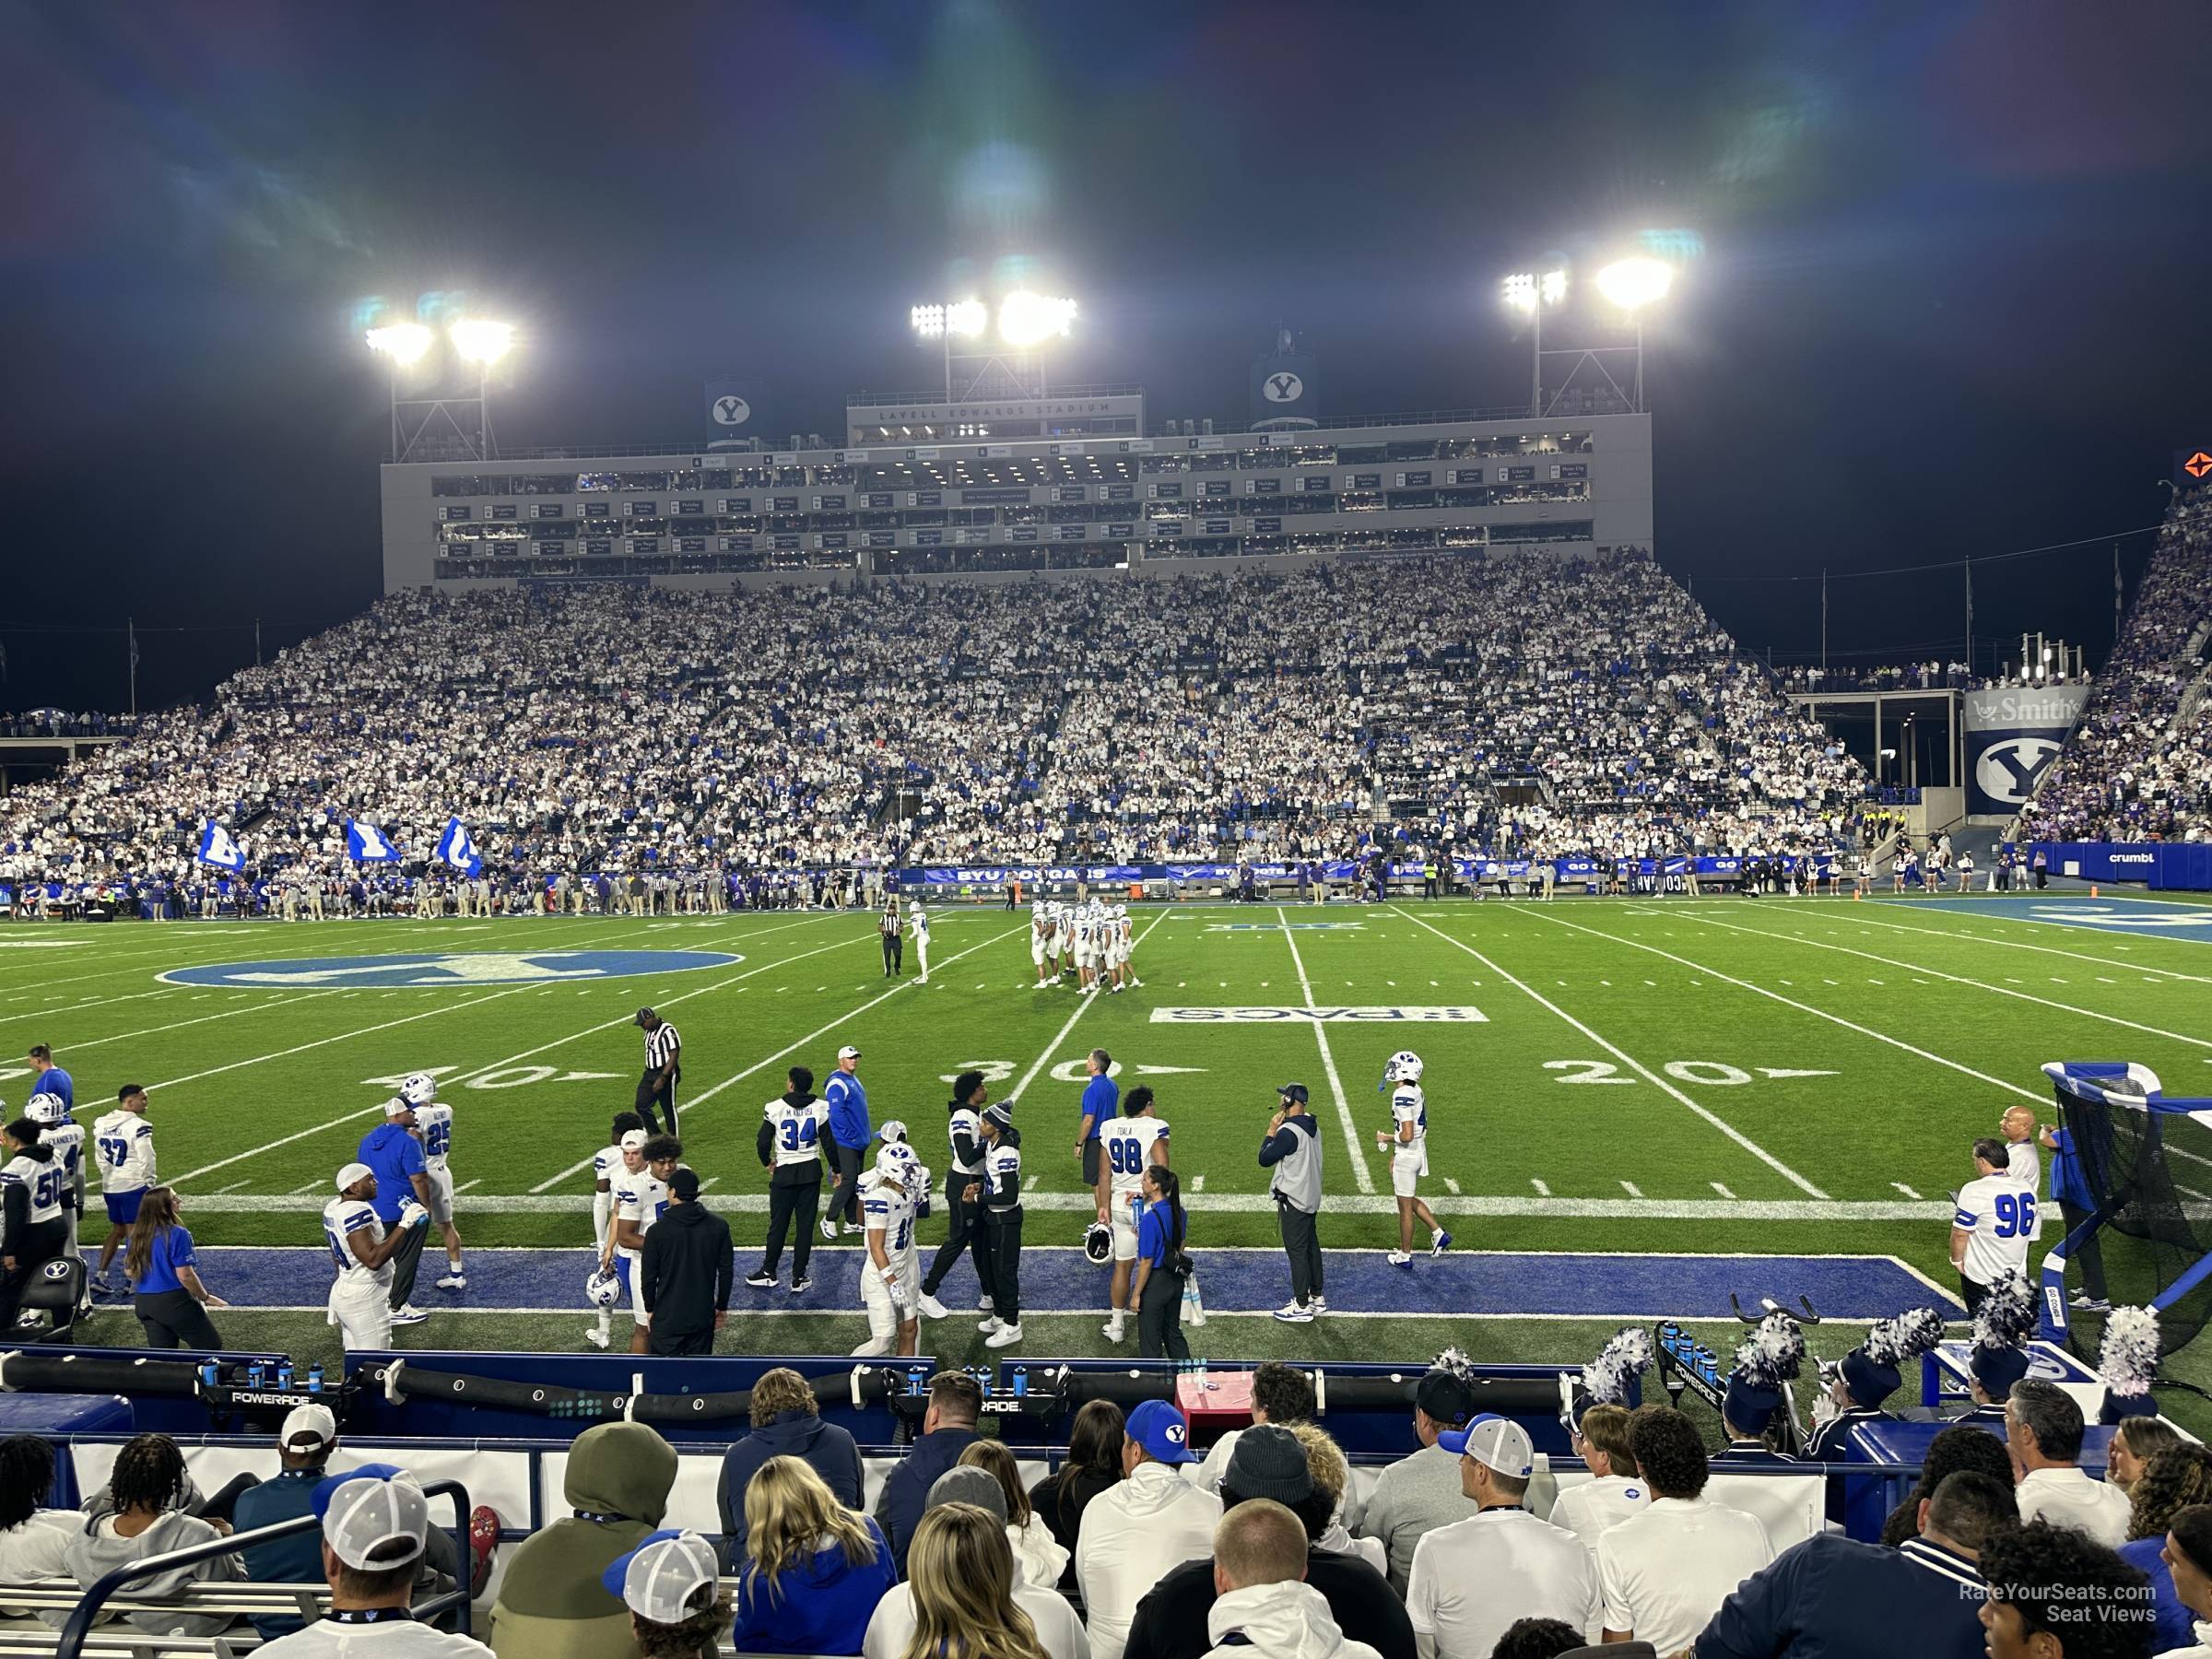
1263;371;1304;403
161;949;743;990
1974;737;2062;806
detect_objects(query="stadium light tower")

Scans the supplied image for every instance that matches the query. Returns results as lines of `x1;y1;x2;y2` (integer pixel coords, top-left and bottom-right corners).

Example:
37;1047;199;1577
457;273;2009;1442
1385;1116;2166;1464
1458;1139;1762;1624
1501;268;1567;417
910;299;990;403
909;291;1077;406
1594;257;1675;412
363;312;516;463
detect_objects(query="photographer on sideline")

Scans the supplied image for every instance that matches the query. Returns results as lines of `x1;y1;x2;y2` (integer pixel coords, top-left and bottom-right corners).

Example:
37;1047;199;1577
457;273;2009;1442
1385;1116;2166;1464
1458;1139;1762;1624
1261;1084;1325;1324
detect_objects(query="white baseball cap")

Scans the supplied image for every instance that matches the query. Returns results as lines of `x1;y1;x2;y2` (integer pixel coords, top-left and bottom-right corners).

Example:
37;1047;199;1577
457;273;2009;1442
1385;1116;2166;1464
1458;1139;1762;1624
280;1403;337;1454
877;1120;908;1144
838;1044;862;1060
334;1161;374;1194
606;1529;720;1625
619;1129;648;1151
1439;1415;1535;1479
382;1097;412;1118
314;1465;430;1571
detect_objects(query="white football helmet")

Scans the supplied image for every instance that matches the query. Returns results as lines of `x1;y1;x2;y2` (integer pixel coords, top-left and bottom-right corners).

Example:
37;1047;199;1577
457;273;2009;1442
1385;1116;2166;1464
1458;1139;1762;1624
400;1073;439;1107
23;1094;65;1125
585;1267;622;1307
1384;1050;1425;1085
1114;904;1128;918
875;1143;919;1183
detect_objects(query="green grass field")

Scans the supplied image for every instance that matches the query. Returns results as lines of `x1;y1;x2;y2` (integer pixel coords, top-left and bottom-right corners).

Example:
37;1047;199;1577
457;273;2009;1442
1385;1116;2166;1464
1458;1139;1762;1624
9;891;2212;1430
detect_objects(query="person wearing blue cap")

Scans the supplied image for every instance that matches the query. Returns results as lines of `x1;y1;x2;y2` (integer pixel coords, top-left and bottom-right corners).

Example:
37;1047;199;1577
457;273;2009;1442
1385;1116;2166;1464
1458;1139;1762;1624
1959;1272;2037;1425
1075;1398;1220;1659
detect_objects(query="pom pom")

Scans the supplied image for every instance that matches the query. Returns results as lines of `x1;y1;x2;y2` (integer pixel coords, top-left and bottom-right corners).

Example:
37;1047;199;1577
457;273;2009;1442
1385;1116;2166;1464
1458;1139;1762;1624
1865;1306;1947;1367
2098;1307;2161;1400
1430;1347;1475;1382
1582;1326;1655;1404
1733;1312;1806;1389
1971;1274;2037;1352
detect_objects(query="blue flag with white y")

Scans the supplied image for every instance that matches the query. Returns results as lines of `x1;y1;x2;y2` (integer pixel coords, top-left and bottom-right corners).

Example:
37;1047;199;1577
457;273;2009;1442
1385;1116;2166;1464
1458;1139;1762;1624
435;816;482;877
197;820;246;871
346;819;401;863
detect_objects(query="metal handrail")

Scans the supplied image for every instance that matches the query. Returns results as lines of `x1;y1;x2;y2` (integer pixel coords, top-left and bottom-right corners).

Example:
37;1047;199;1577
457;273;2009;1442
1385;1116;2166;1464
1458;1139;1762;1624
56;1477;473;1659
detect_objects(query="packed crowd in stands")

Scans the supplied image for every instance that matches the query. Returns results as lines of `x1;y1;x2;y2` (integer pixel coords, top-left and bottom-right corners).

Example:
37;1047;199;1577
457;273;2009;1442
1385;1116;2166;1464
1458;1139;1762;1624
2019;494;2212;843
0;708;139;739
5;1359;2206;1657
0;549;1874;902
1778;660;1984;694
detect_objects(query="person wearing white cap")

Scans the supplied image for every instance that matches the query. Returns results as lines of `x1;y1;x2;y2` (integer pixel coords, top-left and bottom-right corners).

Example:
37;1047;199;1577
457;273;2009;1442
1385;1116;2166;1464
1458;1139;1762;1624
323;1162;428;1354
1404;1416;1597;1659
908;900;931;983
253;1465;492;1655
602;1529;728;1659
822;1044;869;1241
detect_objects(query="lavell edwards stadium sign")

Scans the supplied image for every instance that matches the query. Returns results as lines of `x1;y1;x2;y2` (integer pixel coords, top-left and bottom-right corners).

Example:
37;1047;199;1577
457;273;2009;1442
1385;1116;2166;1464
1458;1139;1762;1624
1964;686;2090;818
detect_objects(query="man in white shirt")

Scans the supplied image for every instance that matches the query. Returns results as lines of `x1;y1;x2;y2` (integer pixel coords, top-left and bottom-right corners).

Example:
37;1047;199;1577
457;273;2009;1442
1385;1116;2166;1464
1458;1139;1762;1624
255;1465;491;1655
1353;1359;1477;1593
1951;1136;2039;1315
2006;1379;2132;1548
1998;1105;2041;1194
1596;1406;1771;1653
1406;1416;1597;1659
1077;1399;1222;1659
1547;1401;1650;1550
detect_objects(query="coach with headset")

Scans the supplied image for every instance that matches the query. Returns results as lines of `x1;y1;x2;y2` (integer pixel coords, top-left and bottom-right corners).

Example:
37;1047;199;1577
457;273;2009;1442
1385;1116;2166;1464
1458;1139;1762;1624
1261;1082;1325;1324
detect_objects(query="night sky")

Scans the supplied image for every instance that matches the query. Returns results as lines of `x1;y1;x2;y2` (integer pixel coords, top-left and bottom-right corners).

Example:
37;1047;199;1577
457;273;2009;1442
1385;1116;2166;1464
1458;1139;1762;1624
5;0;2209;715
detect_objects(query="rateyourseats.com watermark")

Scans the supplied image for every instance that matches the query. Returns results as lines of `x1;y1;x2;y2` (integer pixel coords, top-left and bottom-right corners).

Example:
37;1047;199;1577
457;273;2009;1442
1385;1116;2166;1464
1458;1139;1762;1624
1979;1581;2159;1621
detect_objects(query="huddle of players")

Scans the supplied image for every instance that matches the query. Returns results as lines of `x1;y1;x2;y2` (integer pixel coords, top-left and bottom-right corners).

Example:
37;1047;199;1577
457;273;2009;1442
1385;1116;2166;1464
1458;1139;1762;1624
1030;899;1140;994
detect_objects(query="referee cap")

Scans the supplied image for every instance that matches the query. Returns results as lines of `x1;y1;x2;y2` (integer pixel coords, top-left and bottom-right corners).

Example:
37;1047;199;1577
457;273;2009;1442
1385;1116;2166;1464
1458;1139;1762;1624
334;1161;374;1194
634;1007;657;1026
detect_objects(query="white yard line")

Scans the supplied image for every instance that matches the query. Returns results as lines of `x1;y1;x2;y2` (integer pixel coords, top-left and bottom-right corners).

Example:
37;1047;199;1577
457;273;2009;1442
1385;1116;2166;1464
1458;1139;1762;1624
191;1302;1900;1324
1845;909;2212;984
1668;908;2212;1053
1390;907;1829;1198
1276;906;1375;1194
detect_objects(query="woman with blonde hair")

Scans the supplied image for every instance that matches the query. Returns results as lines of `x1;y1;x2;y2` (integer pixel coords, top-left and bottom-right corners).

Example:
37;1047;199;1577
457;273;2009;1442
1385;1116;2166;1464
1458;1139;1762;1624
728;1454;894;1655
900;1503;1053;1659
1288;1421;1388;1575
959;1441;1069;1589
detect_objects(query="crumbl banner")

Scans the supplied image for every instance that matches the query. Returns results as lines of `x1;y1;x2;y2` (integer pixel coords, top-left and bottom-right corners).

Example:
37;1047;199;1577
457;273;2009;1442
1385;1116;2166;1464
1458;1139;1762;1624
1964;685;2090;817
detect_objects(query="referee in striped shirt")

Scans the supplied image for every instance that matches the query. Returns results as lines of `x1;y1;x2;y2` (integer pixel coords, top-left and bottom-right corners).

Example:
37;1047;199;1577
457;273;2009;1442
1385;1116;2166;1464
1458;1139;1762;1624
634;1007;682;1135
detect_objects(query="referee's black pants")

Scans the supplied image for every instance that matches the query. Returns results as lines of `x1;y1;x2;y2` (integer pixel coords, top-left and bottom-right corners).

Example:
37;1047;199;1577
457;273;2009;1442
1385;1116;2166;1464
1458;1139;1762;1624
983;1207;1023;1325
636;1068;678;1135
1277;1200;1324;1305
881;934;902;975
922;1169;987;1298
760;1176;818;1280
387;1215;428;1312
1137;1267;1189;1360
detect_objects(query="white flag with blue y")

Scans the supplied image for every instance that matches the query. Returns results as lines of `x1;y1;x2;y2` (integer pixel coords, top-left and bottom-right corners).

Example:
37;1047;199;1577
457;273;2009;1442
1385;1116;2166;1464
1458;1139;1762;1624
346;819;401;863
197;820;246;871
435;816;482;877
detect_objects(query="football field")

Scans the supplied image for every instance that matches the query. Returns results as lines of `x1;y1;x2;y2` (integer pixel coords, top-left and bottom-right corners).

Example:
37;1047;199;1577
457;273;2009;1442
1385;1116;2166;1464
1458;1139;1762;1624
7;891;2212;1423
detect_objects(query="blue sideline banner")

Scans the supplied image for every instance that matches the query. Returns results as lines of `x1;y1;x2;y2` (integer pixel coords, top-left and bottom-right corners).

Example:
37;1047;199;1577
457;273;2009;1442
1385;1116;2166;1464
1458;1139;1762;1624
2030;841;2212;891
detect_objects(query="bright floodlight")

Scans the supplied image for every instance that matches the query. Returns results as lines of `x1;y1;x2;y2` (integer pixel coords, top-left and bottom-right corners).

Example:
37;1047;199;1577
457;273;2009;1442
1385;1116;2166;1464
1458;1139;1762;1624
1501;270;1567;312
997;290;1077;347
911;303;946;338
1594;257;1674;312
450;319;514;364
946;299;988;338
1541;269;1568;305
365;323;433;365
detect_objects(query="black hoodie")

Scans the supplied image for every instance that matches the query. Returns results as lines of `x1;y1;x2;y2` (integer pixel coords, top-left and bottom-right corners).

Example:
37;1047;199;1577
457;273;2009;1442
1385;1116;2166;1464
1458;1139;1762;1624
757;1090;825;1188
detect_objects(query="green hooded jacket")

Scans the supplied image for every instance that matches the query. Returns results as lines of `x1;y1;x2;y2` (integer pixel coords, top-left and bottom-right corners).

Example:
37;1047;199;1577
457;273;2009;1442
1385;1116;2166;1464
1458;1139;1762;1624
488;1420;678;1659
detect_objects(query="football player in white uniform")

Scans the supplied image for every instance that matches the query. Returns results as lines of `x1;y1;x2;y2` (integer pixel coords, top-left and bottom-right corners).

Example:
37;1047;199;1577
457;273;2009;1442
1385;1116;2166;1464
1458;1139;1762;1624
1109;903;1140;992
24;1093;86;1267
1098;1086;1171;1341
323;1160;426;1352
1375;1052;1451;1265
1055;903;1077;982
1031;902;1056;988
853;1142;923;1357
594;1133;679;1353
908;902;932;984
90;1084;157;1296
591;1112;646;1255
401;1072;465;1290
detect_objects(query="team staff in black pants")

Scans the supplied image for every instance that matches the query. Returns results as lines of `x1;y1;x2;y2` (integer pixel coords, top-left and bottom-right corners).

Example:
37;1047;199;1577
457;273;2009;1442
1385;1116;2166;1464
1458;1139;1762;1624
641;1168;733;1356
918;1070;992;1320
749;1066;827;1292
968;1103;1025;1350
1134;1165;1191;1360
123;1187;226;1349
879;895;904;976
634;1007;682;1135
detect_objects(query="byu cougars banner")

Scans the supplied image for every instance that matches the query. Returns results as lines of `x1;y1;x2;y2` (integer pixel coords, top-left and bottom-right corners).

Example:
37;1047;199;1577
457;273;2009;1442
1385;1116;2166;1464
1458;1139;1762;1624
434;816;482;877
1963;686;2090;817
345;819;401;863
197;820;246;871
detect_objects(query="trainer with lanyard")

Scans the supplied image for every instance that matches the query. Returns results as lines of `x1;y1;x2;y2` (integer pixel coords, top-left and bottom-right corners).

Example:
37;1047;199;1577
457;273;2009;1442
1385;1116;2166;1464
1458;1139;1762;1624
633;1008;682;1135
822;1044;869;1241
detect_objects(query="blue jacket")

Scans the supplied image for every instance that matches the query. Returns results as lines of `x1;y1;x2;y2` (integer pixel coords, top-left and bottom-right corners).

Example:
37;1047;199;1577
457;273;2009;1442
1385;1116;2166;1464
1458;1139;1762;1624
729;1517;894;1655
825;1071;870;1149
2046;1127;2093;1209
718;1411;865;1562
232;1468;325;1638
1695;1534;1986;1659
1080;1073;1118;1142
2119;1535;2194;1652
872;1425;981;1574
357;1123;426;1222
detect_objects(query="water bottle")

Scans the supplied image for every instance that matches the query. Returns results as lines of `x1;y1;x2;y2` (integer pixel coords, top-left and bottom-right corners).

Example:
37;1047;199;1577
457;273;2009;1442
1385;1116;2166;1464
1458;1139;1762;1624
198;1359;219;1390
307;1363;325;1394
1182;1270;1206;1328
1012;1365;1028;1397
246;1361;265;1389
276;1359;294;1391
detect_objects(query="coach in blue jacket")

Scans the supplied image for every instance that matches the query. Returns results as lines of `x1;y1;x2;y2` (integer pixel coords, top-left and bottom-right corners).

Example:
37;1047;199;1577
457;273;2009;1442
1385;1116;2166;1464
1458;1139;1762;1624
872;1371;982;1575
358;1099;431;1322
822;1045;869;1238
1694;1469;2012;1658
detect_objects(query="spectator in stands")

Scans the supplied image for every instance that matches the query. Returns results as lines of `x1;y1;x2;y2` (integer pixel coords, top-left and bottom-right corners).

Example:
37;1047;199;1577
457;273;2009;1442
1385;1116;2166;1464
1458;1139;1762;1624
1486;1621;1594;1659
1352;1357;1477;1591
1200;1498;1384;1659
257;1465;492;1656
2114;1443;2212;1652
1188;1360;1315;1492
1547;1401;1648;1552
1979;1519;2155;1659
2007;1379;2132;1548
1029;1397;1124;1589
54;1431;244;1640
2107;1416;2183;1498
1877;1421;2018;1547
728;1455;893;1654
0;1433;72;1584
1594;1406;1771;1653
719;1366;864;1564
233;1404;341;1638
876;1371;983;1574
959;1441;1069;1590
1405;1417;1596;1659
1694;1467;2014;1658
489;1419;677;1657
864;1498;1077;1659
2160;1503;2212;1658
604;1531;730;1659
1078;1399;1224;1659
1287;1423;1386;1576
1123;1423;1415;1659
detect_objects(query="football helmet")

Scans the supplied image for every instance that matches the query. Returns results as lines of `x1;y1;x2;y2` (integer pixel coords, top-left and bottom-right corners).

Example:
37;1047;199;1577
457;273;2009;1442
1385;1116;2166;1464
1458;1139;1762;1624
22;1094;65;1125
400;1072;439;1107
585;1267;622;1307
1083;1221;1113;1265
875;1142;920;1182
1383;1050;1425;1085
